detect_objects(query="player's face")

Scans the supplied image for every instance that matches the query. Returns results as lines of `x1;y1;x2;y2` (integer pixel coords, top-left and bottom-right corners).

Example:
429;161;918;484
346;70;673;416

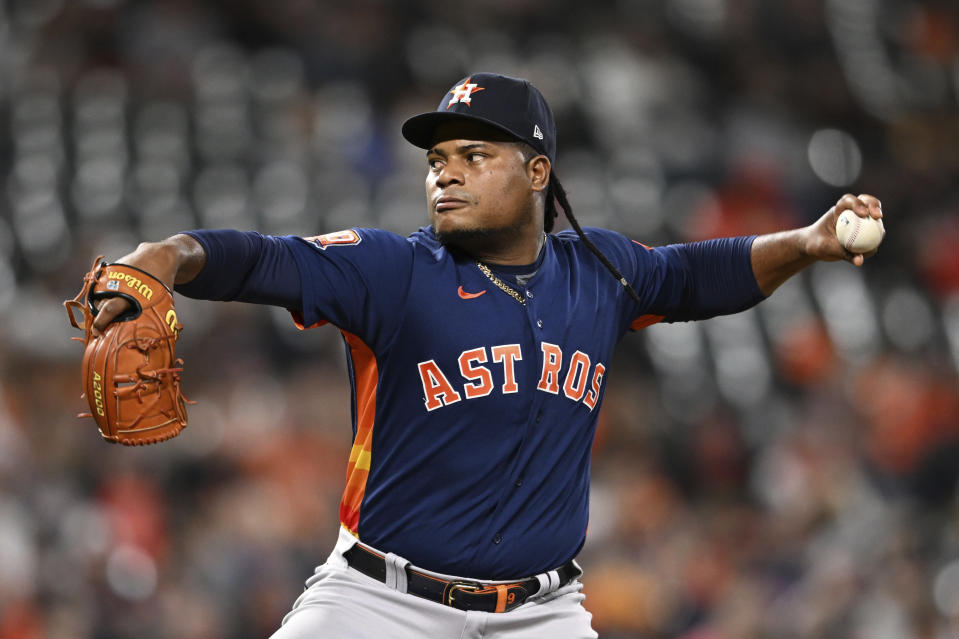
425;121;547;256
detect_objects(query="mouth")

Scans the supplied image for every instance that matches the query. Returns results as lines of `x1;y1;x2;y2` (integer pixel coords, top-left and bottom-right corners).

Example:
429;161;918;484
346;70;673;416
434;196;469;212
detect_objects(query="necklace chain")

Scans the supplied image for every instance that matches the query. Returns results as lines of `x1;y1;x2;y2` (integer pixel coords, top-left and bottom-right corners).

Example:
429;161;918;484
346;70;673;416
476;262;526;305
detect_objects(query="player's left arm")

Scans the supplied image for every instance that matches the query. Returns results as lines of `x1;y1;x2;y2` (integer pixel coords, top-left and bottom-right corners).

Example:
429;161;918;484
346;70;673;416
751;193;883;296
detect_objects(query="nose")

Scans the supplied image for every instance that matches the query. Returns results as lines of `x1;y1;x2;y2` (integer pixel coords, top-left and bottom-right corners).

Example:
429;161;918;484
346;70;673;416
434;160;464;188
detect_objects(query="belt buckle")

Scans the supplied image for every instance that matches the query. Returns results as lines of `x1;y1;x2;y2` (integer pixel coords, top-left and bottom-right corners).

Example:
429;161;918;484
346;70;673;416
445;580;482;607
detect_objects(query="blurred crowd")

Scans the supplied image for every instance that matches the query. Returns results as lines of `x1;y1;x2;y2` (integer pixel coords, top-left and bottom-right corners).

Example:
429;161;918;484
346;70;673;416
1;0;959;637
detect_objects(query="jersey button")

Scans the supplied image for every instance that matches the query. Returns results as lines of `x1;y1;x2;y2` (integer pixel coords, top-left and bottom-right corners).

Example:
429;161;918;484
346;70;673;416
526;290;533;299
515;479;523;487
493;534;502;544
535;411;543;423
536;319;543;328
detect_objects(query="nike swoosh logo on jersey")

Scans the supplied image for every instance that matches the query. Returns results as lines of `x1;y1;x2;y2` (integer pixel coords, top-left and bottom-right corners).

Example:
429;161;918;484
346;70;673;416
457;286;487;300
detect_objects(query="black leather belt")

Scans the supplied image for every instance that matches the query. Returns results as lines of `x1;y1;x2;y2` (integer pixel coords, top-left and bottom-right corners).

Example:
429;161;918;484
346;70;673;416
343;543;580;613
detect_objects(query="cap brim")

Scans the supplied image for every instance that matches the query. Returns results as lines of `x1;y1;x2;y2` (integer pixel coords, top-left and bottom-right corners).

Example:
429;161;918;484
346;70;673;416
401;111;524;150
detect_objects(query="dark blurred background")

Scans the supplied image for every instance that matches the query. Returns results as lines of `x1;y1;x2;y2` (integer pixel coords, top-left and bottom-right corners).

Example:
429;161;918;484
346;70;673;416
2;0;959;637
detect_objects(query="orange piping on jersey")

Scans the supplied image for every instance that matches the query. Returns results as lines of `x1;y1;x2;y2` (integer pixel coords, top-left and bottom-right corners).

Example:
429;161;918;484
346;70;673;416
631;240;653;250
630;314;665;330
338;330;378;534
289;310;329;330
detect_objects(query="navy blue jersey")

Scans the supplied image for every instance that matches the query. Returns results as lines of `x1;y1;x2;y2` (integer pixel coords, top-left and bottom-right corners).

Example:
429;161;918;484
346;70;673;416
177;226;763;579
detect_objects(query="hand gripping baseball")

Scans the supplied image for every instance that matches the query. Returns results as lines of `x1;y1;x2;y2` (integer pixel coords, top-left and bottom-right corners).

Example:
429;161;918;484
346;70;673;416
812;193;885;266
64;256;193;445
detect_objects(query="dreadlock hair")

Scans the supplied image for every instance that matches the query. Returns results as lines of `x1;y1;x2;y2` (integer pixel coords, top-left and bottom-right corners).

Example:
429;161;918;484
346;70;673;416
515;142;642;303
546;171;643;304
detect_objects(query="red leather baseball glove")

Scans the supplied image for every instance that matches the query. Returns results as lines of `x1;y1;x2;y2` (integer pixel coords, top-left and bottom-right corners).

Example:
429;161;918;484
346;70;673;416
64;256;192;445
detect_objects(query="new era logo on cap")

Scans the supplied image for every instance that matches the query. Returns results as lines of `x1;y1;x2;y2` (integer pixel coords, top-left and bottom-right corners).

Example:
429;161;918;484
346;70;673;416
401;73;557;162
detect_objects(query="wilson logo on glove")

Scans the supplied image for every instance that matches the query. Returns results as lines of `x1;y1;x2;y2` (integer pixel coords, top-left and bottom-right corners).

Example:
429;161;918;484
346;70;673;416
64;256;194;445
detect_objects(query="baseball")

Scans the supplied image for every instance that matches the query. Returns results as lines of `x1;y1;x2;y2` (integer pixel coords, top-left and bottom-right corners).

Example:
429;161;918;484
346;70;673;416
836;209;885;254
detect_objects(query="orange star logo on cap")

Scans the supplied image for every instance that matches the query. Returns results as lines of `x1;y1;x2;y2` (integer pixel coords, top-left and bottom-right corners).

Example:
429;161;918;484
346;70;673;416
447;76;485;108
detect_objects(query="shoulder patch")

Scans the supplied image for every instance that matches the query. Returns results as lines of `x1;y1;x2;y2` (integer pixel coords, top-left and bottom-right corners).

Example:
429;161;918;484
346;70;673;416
305;229;362;250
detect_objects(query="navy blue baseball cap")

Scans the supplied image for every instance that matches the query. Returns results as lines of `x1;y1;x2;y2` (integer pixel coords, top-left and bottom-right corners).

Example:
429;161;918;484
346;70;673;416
402;73;556;162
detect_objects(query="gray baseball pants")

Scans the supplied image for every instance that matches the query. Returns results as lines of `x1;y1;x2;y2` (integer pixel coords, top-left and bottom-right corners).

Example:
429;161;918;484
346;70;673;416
269;526;598;638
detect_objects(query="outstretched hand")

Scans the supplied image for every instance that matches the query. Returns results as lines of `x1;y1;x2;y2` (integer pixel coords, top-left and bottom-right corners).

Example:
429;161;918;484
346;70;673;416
89;249;175;337
89;234;205;337
804;193;884;267
750;193;885;295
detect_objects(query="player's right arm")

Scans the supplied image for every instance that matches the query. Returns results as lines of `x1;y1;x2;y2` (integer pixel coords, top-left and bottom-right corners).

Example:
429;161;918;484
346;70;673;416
90;233;206;337
89;229;307;334
90;227;412;344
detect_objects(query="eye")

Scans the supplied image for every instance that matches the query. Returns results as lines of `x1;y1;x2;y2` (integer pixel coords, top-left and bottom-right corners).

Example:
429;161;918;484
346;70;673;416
466;152;484;163
427;157;444;170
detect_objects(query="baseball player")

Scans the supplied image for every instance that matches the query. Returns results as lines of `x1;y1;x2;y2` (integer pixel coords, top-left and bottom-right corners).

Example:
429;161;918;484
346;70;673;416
89;73;883;638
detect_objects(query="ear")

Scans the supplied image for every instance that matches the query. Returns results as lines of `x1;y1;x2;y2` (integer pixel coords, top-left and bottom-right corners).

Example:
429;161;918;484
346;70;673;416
527;156;551;193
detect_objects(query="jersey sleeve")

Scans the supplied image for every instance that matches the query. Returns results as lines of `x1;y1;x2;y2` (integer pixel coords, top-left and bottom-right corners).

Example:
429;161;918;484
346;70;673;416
283;229;414;341
174;229;303;306
579;228;766;331
175;227;414;346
